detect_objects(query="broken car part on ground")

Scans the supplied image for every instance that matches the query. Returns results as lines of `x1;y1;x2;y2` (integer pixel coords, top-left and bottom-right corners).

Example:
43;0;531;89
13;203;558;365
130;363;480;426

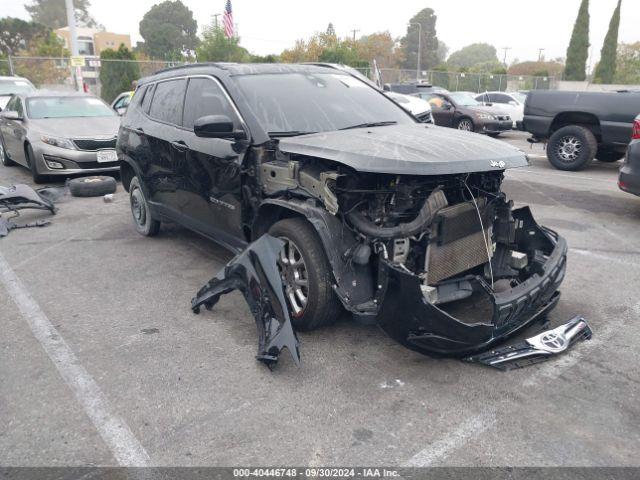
118;64;572;368
0;184;57;237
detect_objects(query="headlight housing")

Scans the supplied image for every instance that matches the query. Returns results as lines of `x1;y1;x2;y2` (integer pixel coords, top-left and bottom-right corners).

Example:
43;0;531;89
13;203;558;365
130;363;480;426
476;113;496;120
40;135;76;150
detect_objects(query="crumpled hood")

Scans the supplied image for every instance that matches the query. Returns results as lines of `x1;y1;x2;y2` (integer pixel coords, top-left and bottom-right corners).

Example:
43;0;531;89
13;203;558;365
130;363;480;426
278;124;528;175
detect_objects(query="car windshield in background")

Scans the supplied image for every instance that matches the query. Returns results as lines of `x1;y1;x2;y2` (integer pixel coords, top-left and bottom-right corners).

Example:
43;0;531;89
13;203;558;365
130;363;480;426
511;92;528;104
449;92;481;106
0;79;35;96
27;96;115;119
234;73;414;135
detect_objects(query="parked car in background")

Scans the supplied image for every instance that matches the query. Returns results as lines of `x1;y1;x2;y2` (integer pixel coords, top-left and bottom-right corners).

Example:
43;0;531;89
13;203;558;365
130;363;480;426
385;91;432;123
0;91;120;183
0;76;36;110
522;90;640;171
421;91;512;136
475;91;526;127
111;91;133;115
384;82;449;95
619;115;640;197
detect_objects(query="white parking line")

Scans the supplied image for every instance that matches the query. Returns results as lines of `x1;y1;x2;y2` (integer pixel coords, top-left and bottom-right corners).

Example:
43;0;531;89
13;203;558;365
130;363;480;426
403;412;496;467
0;251;150;467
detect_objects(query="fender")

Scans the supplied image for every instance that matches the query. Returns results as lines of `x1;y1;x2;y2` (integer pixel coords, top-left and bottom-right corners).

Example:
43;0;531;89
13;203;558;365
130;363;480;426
257;198;376;316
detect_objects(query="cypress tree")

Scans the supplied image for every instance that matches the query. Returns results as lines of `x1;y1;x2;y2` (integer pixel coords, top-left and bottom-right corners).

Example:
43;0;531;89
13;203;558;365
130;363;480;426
594;0;622;84
564;0;590;81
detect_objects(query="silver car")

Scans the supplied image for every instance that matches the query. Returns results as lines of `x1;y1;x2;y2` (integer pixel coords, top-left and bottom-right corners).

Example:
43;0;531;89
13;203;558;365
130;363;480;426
0;91;121;183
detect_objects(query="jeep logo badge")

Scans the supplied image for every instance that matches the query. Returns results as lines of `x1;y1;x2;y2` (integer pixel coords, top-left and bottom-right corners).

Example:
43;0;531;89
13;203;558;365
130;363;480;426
490;160;506;169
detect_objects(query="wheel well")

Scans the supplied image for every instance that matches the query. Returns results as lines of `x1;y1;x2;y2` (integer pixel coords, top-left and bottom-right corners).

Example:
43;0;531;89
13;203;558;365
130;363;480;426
250;204;303;241
550;112;601;140
120;161;135;192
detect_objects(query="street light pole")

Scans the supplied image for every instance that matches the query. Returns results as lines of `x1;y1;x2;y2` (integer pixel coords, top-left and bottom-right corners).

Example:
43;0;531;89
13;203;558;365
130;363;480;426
64;0;82;91
409;22;422;81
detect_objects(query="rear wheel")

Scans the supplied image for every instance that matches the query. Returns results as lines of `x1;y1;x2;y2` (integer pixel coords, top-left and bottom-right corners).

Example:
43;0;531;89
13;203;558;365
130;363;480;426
456;117;475;132
0;136;16;166
129;176;160;237
595;148;625;163
547;125;597;171
268;217;341;331
25;143;47;184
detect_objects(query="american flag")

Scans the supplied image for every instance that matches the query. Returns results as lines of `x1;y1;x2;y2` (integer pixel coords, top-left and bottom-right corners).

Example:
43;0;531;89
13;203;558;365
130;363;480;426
223;0;234;38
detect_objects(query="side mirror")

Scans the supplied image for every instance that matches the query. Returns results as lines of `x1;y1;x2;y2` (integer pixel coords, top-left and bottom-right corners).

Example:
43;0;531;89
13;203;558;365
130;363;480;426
194;115;246;140
1;111;22;121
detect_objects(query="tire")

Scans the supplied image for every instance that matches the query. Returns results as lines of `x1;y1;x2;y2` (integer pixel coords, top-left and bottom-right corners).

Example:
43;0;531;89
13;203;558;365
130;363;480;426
595;148;625;163
68;176;117;197
25;143;47;184
456;117;475;132
547;125;597;171
0;136;16;166
487;132;501;138
268;217;342;331
128;176;160;237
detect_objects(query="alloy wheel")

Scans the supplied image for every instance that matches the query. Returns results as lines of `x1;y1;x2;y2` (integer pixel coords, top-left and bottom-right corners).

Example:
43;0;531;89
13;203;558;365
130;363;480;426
458;119;473;131
131;187;147;227
556;135;583;162
276;237;309;317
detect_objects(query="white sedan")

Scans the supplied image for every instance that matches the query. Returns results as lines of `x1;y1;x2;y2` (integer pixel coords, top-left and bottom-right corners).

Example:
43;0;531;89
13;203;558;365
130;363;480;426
384;91;433;123
475;91;527;127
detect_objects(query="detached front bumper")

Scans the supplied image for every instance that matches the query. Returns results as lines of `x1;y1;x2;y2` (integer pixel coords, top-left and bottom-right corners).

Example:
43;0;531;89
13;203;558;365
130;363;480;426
376;208;567;357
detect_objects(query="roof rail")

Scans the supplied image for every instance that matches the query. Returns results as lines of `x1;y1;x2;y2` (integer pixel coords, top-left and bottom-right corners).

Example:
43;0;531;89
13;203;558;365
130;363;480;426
154;62;238;75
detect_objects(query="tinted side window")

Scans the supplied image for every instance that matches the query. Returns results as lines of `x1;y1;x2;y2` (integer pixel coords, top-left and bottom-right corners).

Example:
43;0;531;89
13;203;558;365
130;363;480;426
492;94;510;104
182;77;237;130
149;79;186;125
141;84;154;113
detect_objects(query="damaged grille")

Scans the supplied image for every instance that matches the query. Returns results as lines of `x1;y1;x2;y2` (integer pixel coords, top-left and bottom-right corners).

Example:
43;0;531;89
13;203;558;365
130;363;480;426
427;198;492;284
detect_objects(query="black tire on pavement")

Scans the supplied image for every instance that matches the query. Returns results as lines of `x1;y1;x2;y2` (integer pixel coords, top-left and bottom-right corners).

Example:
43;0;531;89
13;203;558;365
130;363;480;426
25;143;48;184
456;117;475;132
595;148;625;163
0;136;16;166
268;217;342;332
68;176;117;197
547;125;598;171
128;176;160;237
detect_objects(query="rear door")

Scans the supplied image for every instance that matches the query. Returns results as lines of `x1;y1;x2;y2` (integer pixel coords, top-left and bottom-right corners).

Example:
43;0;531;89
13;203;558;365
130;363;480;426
144;78;188;216
428;94;455;127
178;76;247;249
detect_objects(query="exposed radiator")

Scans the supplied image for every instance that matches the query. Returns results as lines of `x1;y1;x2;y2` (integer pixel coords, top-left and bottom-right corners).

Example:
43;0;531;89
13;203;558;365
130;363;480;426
426;198;493;285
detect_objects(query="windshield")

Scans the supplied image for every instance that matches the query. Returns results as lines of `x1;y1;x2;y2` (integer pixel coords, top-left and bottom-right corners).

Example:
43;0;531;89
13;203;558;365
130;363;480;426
234;73;414;134
449;92;481;106
27;96;115;119
0;79;35;96
510;92;527;104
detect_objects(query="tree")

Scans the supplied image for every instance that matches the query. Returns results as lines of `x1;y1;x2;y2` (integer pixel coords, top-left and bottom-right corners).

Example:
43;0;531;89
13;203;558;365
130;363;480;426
447;43;499;71
196;25;250;63
14;32;69;87
326;23;336;37
355;32;403;68
0;18;50;56
564;0;590;81
614;42;640;84
25;0;98;29
400;8;441;71
99;44;140;103
139;0;198;60
593;0;622;84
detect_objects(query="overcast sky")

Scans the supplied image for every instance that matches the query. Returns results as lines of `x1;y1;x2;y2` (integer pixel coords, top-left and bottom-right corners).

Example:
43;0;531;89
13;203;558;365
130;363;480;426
2;0;638;68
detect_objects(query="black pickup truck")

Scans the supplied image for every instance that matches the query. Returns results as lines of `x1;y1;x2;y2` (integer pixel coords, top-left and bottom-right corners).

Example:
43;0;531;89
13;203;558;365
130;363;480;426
521;90;640;171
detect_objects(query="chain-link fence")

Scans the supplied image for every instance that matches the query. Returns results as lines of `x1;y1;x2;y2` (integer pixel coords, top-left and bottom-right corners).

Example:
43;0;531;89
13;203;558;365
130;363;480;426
0;56;558;103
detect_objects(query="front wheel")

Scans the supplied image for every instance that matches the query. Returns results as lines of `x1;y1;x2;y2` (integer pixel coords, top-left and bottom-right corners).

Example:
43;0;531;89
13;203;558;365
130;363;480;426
268;217;342;331
129;176;160;237
547;125;597;171
456;117;475;132
25;143;47;184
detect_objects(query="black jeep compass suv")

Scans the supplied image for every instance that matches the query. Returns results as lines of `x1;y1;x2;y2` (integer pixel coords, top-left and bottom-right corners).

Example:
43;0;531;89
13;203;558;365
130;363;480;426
117;63;566;356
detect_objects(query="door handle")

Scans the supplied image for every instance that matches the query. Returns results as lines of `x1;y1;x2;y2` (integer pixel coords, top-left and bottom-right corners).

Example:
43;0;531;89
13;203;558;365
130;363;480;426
170;140;188;152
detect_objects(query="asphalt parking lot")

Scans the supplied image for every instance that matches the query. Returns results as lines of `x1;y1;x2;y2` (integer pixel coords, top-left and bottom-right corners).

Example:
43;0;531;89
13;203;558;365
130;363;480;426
1;131;640;467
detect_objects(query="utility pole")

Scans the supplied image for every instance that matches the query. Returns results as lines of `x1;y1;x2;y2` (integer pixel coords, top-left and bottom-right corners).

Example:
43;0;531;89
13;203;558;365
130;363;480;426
212;13;221;29
409;22;422;81
501;46;511;67
350;29;359;42
537;48;545;62
64;0;82;91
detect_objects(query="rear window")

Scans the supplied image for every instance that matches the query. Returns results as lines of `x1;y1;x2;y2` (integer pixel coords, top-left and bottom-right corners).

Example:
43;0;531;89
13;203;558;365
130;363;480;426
148;79;186;125
27;96;115;119
0;79;35;96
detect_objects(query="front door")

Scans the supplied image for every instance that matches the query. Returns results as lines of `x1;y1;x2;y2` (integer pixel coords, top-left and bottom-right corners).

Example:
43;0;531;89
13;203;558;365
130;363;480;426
179;76;247;250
